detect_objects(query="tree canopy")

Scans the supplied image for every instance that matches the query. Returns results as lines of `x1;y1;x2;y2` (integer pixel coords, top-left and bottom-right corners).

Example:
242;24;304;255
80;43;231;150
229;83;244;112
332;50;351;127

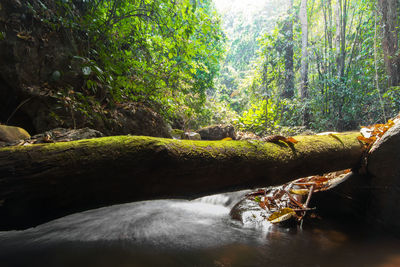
43;0;400;134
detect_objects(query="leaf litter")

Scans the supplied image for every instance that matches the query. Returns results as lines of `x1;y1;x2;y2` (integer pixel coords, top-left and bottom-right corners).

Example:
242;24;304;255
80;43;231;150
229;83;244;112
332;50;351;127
246;169;352;225
247;114;400;226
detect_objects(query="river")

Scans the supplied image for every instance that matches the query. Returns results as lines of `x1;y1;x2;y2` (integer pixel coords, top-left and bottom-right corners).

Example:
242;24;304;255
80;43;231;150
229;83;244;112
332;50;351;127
0;190;399;267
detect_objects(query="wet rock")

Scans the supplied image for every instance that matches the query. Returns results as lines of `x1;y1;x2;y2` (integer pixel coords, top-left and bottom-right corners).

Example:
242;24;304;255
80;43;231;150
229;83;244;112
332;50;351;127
230;197;271;230
366;121;400;235
197;124;236;140
0;125;30;142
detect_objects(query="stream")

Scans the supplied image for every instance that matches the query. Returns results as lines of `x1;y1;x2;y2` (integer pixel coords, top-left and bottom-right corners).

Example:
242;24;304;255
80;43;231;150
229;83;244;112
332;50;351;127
1;190;400;267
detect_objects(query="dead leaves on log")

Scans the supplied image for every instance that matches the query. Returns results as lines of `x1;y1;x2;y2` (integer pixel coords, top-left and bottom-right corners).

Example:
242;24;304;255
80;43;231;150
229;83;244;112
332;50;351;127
247;169;351;225
262;135;298;145
358;115;399;150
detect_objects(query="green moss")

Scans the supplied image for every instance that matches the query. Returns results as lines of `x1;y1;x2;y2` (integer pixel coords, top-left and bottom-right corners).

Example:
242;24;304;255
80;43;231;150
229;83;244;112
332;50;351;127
0;132;363;166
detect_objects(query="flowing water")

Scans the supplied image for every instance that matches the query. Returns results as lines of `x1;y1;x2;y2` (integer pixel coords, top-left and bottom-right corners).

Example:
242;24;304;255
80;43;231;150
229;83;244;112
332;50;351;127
0;190;399;267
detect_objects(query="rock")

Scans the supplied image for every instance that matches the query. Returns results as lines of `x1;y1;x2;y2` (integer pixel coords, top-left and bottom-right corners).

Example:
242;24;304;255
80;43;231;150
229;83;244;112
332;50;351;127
309;172;370;223
170;129;184;139
183;131;201;140
366;121;400;235
230;197;267;223
31;127;104;143
170;129;206;140
106;103;171;138
197;124;236;140
0;125;30;142
236;131;260;140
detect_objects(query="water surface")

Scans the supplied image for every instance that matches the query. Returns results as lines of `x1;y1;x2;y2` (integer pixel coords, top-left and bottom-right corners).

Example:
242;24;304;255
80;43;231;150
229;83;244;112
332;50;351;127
0;191;399;267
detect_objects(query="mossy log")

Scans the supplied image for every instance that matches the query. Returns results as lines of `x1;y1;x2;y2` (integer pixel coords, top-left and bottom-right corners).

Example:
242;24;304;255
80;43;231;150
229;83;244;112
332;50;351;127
0;132;364;229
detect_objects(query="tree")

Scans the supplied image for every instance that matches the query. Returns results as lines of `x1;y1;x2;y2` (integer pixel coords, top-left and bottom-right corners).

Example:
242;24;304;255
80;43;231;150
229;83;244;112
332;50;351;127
282;0;295;99
300;0;309;125
378;0;400;87
335;0;348;79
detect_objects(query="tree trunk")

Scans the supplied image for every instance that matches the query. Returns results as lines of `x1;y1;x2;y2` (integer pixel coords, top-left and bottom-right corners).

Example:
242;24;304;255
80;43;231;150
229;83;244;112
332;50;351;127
0;133;364;230
334;0;348;130
378;0;400;87
282;0;294;99
300;0;309;125
335;0;347;79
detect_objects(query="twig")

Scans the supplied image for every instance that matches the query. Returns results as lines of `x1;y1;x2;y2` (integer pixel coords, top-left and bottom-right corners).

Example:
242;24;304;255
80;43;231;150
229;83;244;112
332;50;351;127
293;207;316;212
284;190;306;209
6;97;32;125
300;184;315;229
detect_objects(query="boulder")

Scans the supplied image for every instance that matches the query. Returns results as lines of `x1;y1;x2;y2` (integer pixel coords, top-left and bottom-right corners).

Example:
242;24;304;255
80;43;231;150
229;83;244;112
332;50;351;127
0;125;30;142
170;129;185;139
366;121;400;235
197;124;236;140
170;129;201;140
105;103;171;138
183;131;201;140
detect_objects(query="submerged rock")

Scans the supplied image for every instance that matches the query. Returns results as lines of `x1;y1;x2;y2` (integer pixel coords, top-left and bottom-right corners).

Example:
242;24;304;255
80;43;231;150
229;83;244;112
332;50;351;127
197;124;236;140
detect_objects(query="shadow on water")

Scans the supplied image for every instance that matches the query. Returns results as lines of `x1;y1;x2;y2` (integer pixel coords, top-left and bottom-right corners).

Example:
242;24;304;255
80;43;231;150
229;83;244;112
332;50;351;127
0;191;400;267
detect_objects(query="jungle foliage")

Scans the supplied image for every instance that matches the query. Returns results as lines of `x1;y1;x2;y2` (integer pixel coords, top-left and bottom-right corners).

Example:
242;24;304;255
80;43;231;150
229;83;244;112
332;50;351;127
49;0;399;134
214;0;400;134
53;0;225;129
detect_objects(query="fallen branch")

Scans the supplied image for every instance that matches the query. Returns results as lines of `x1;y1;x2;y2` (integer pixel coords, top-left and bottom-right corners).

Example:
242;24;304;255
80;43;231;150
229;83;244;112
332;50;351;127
0;132;364;229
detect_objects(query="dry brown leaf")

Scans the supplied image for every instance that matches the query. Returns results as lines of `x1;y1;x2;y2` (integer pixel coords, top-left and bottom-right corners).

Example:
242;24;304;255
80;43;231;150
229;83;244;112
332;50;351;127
264;135;298;145
16;32;32;41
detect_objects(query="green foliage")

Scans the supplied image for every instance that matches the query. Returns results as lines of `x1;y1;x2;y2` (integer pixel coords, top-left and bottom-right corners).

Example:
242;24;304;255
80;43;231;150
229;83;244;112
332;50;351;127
37;0;400;132
211;0;289;117
51;0;225;127
383;87;400;116
235;99;282;135
239;0;399;132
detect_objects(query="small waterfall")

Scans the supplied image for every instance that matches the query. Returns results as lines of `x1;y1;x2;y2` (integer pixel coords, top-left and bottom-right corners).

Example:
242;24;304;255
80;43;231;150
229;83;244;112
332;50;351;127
1;189;400;267
192;189;251;208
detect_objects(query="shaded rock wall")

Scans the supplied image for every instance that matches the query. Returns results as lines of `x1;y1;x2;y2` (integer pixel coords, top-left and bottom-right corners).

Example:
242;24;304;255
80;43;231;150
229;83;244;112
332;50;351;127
0;0;170;137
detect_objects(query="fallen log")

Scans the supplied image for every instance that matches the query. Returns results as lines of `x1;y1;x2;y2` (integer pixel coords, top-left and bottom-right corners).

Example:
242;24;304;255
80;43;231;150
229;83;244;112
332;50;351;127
0;132;364;229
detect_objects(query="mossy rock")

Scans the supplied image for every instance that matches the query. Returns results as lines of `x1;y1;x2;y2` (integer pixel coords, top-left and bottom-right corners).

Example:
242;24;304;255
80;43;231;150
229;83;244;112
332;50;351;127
0;125;30;142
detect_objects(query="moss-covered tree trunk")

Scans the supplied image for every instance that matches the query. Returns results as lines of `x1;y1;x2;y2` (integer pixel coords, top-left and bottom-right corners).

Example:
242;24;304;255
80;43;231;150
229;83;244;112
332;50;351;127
0;132;364;230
